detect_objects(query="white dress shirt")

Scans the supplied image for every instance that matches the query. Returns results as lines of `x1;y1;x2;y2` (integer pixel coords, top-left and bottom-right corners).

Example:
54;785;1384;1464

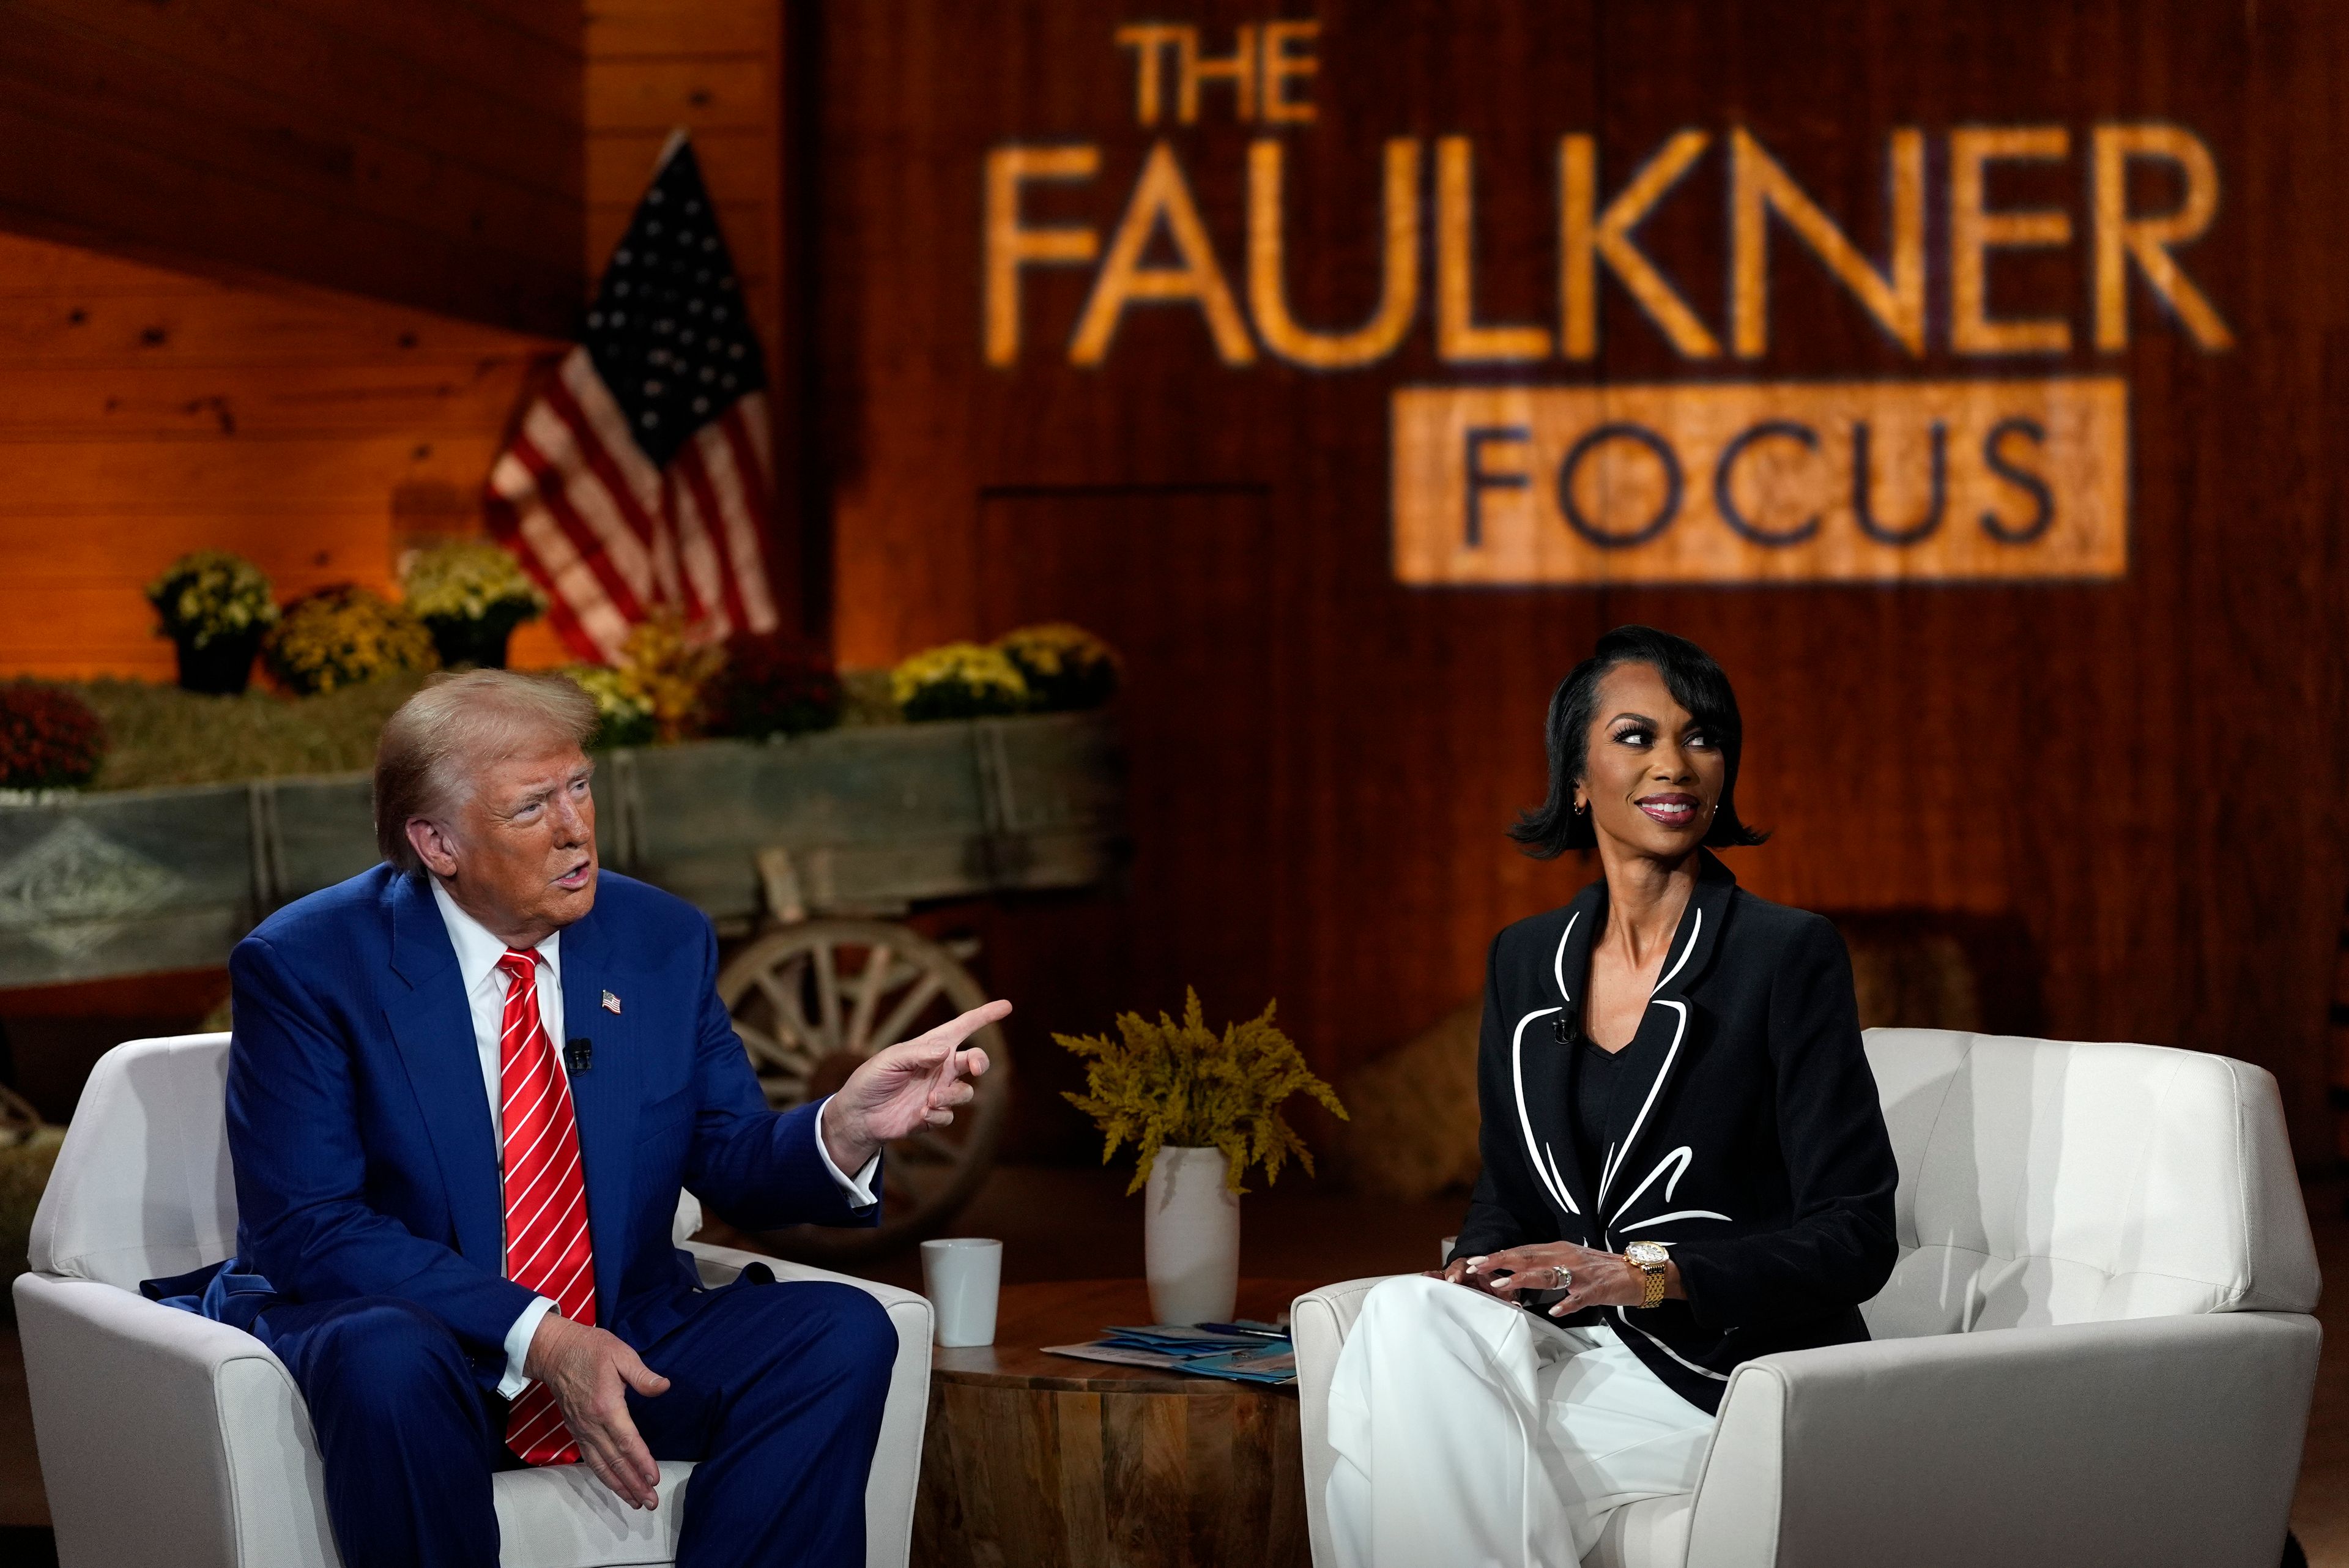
428;880;878;1396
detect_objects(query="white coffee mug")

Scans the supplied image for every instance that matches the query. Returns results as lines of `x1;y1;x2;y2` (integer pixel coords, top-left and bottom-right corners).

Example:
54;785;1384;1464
920;1238;1003;1348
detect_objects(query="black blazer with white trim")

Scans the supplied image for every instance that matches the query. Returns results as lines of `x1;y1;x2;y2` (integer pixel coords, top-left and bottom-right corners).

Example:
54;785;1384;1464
1454;850;1899;1413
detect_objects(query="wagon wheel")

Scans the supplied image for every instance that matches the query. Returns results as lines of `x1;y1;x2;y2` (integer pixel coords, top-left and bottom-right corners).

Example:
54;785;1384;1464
715;919;1010;1258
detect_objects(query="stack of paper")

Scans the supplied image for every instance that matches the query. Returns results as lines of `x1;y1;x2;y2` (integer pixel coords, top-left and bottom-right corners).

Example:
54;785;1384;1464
1043;1320;1297;1385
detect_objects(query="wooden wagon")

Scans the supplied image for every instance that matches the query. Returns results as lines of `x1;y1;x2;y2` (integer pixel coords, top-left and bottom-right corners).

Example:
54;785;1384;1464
0;710;1127;1255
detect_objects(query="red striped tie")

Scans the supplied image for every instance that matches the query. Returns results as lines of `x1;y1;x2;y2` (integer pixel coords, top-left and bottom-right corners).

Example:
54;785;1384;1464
497;948;598;1466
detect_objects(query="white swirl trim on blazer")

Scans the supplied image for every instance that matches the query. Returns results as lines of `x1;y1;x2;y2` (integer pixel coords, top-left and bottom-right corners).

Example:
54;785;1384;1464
1511;1005;1578;1215
1596;997;1688;1208
1552;910;1579;1003
1652;907;1702;993
1608;1143;1693;1221
1606;1145;1732;1232
1612;1310;1732;1381
1590;909;1701;1209
1616;1209;1733;1233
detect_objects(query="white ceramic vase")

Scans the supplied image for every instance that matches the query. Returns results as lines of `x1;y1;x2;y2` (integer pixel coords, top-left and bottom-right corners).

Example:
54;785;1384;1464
1145;1144;1240;1326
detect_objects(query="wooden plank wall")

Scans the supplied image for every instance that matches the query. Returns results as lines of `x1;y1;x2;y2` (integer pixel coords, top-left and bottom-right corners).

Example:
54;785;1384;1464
587;0;786;357
0;0;791;683
0;0;584;337
0;230;555;680
813;0;2349;1159
585;0;800;620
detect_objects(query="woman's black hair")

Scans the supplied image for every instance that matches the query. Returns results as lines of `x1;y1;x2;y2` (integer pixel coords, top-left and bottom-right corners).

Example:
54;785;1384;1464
1509;625;1768;858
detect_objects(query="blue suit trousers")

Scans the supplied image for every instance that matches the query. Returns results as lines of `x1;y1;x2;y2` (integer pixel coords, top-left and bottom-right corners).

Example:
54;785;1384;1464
265;1279;896;1568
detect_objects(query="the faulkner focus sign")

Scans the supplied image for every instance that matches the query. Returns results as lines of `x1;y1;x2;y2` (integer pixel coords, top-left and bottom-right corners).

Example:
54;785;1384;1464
982;20;2233;585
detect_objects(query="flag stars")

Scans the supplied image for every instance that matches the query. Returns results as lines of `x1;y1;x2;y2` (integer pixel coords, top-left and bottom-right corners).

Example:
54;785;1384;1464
578;141;763;469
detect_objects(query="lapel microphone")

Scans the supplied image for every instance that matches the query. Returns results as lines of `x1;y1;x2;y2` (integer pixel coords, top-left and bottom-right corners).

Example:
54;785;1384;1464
1551;1003;1580;1045
564;1037;593;1074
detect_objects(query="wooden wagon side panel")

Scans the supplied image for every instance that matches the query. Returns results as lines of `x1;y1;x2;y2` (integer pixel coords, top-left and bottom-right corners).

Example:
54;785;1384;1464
617;724;997;919
618;713;1129;921
0;786;254;986
268;775;382;905
0;710;1127;987
973;715;1127;894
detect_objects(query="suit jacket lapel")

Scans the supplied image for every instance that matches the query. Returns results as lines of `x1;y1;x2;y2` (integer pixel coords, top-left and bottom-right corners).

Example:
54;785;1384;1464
1523;885;1605;1225
384;871;504;1272
1595;852;1735;1222
558;901;636;1328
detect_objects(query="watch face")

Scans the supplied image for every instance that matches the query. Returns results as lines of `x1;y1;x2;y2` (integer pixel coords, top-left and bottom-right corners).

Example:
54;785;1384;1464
1627;1242;1668;1268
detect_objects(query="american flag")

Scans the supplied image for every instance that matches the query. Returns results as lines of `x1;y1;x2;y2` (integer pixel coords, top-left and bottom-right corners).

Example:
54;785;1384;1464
487;133;782;662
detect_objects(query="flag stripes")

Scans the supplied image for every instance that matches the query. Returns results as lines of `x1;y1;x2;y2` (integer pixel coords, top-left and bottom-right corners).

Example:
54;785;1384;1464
485;135;782;664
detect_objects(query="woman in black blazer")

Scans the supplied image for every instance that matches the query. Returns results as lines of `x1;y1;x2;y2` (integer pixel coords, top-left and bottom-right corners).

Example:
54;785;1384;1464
1324;626;1899;1566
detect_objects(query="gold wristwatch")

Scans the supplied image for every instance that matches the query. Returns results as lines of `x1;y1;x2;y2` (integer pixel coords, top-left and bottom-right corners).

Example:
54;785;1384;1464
1625;1241;1670;1309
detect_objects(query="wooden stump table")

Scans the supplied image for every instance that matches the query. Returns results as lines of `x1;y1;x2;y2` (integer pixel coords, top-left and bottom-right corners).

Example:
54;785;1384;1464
911;1279;1317;1568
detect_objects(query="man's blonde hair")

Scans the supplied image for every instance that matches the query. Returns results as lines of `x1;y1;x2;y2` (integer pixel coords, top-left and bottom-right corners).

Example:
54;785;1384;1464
374;670;599;872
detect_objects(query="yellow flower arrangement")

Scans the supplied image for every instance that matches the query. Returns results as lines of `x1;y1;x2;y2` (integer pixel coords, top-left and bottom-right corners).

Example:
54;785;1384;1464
889;642;1030;721
1057;989;1348;1195
144;551;278;650
562;664;657;749
261;585;438;696
996;622;1121;711
615;610;724;742
401;541;548;625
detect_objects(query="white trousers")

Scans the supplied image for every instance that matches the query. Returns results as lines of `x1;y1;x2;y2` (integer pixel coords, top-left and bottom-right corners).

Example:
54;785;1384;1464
1325;1275;1716;1568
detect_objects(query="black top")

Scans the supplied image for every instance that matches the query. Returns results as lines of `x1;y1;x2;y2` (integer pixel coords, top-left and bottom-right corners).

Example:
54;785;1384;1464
1566;1035;1625;1195
1454;851;1899;1414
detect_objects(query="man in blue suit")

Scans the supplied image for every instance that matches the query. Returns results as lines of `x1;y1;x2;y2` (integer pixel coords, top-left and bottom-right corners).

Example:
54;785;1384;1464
221;669;1002;1568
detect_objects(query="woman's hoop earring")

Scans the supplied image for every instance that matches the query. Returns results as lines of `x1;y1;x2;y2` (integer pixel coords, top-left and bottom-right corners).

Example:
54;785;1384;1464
1573;800;1587;816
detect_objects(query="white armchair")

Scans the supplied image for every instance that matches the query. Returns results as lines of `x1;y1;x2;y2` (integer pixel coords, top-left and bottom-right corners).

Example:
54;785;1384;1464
14;1033;934;1568
1293;1028;2323;1568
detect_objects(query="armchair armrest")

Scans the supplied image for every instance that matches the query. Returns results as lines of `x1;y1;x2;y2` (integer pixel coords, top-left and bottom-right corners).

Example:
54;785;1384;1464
1684;1310;2321;1568
681;1238;932;1568
14;1271;337;1568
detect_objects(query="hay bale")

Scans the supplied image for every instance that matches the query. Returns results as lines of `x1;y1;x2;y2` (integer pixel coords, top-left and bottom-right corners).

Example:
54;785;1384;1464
0;1126;64;1321
1336;999;1483;1202
1835;921;1984;1033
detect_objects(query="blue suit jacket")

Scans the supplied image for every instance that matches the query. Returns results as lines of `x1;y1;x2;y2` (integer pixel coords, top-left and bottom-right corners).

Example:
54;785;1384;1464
223;863;877;1388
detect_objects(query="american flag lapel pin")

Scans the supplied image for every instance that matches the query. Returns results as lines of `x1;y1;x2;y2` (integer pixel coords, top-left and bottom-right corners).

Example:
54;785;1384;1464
602;989;622;1015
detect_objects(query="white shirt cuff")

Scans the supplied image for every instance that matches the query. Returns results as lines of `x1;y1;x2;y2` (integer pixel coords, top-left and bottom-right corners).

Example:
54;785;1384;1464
500;1296;559;1400
814;1095;881;1208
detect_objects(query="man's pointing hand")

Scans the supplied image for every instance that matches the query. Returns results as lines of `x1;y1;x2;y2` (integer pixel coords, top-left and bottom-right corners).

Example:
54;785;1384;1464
820;999;1008;1174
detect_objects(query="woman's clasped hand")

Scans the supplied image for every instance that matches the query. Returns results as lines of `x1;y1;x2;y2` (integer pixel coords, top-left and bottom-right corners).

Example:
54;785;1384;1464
1423;1240;1676;1316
